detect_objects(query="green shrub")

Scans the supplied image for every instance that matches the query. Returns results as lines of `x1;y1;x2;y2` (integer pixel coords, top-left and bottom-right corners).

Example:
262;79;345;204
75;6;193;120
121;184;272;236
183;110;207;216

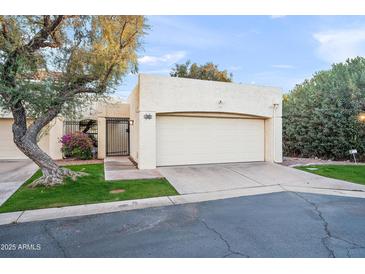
283;57;365;161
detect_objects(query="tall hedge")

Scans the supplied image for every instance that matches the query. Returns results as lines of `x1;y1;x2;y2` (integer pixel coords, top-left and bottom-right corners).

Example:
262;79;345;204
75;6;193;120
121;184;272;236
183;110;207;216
283;57;365;161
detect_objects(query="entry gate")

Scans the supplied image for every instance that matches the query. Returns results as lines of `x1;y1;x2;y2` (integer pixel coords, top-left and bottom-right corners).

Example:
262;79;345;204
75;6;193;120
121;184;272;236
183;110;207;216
106;118;130;156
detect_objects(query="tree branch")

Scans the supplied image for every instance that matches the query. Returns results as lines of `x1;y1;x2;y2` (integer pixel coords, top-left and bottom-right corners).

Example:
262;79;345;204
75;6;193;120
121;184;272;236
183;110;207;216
1;20;9;40
26;15;64;51
119;21;128;47
72;86;103;94
120;29;139;49
26;106;60;142
43;15;50;28
70;75;99;87
40;41;60;48
27;82;105;141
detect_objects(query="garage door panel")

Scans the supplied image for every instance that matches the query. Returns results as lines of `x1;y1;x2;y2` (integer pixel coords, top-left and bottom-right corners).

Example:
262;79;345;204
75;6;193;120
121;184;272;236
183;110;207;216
156;116;264;166
0;119;27;159
0;119;49;160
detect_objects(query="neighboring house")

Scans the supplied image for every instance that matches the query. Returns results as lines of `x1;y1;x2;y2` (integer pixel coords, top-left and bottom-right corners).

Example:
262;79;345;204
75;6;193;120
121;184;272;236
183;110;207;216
0;74;283;169
0;113;52;159
0;99;130;160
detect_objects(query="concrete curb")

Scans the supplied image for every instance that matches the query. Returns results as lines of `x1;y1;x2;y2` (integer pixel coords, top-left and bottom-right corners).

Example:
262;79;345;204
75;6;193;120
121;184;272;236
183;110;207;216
17;196;173;223
0;184;364;226
0;211;23;225
168;185;284;204
282;185;365;199
0;185;282;225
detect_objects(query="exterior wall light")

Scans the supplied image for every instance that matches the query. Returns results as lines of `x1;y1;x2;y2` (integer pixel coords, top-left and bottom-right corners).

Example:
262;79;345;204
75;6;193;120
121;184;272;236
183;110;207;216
358;112;365;122
129;120;134;125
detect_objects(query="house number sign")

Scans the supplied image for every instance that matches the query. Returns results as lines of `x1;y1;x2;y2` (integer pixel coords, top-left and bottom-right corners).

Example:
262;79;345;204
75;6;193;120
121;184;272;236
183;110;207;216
144;113;152;120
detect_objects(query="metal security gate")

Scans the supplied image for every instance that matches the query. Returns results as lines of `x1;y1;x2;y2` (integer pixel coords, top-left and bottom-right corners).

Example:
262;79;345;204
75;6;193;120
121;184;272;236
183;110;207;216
63;120;98;158
63;120;98;141
106;118;130;156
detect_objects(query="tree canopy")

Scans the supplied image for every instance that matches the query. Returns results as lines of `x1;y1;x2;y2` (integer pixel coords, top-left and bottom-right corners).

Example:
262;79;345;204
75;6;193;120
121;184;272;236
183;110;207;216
0;16;146;118
0;15;146;186
283;57;365;161
170;60;233;82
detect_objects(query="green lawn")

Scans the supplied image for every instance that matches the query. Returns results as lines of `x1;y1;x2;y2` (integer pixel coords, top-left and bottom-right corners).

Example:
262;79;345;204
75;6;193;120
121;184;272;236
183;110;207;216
0;164;178;213
296;164;365;186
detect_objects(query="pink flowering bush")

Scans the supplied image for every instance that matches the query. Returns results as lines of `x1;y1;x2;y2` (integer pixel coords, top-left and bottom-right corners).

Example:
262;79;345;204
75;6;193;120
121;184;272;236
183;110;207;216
60;132;94;160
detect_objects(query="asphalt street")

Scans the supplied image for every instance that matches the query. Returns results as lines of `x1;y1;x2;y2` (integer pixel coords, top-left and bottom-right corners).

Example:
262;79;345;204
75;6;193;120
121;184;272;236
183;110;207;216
0;191;365;258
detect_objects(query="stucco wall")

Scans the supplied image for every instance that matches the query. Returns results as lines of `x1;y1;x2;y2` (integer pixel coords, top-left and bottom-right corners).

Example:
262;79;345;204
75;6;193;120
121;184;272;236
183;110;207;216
129;74;283;169
127;85;140;163
95;102;130;118
138;74;282;117
97;117;106;159
94;102;130;159
0;118;56;160
47;117;63;159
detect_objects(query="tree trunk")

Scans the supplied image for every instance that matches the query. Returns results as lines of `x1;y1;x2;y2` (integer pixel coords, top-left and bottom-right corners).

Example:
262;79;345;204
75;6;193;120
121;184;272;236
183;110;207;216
1;22;86;187
13;127;85;188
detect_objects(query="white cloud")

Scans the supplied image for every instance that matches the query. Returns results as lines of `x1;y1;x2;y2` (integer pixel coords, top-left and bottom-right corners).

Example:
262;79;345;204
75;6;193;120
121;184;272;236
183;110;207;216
271;64;295;69
138;51;186;65
313;28;365;63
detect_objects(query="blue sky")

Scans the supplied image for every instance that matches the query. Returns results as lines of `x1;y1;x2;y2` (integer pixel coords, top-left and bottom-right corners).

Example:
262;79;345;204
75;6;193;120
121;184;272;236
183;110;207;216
116;15;365;99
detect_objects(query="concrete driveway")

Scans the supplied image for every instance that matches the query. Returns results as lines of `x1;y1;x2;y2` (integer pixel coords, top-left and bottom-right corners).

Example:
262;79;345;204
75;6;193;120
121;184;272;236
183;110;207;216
1;192;364;258
159;162;365;194
0;160;37;206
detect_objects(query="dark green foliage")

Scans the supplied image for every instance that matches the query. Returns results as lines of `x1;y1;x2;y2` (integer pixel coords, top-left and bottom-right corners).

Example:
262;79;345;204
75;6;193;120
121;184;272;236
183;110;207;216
170;60;233;82
283;57;365;161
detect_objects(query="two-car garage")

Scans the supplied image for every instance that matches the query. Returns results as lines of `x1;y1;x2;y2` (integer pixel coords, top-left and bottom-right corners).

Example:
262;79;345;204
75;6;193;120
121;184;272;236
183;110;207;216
156;115;265;166
128;74;282;169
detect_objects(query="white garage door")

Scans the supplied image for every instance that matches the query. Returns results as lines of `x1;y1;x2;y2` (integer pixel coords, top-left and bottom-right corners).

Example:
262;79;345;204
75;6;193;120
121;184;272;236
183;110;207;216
156;116;265;166
0;119;28;159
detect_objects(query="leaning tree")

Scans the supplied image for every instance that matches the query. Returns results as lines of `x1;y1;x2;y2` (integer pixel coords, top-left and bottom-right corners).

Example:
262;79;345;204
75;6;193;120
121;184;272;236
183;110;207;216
0;16;146;187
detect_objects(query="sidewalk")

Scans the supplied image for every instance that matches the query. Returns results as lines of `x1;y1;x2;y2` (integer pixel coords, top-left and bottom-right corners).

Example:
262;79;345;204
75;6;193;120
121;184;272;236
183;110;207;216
1;183;365;226
104;156;162;180
0;160;37;206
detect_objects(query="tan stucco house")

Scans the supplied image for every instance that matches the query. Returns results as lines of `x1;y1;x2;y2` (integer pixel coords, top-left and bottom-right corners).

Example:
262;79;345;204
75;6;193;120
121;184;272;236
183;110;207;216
0;74;283;169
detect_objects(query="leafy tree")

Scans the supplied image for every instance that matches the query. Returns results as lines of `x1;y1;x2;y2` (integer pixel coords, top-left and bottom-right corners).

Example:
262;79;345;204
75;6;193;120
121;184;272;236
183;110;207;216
283;57;365;161
170;60;233;82
0;16;146;187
